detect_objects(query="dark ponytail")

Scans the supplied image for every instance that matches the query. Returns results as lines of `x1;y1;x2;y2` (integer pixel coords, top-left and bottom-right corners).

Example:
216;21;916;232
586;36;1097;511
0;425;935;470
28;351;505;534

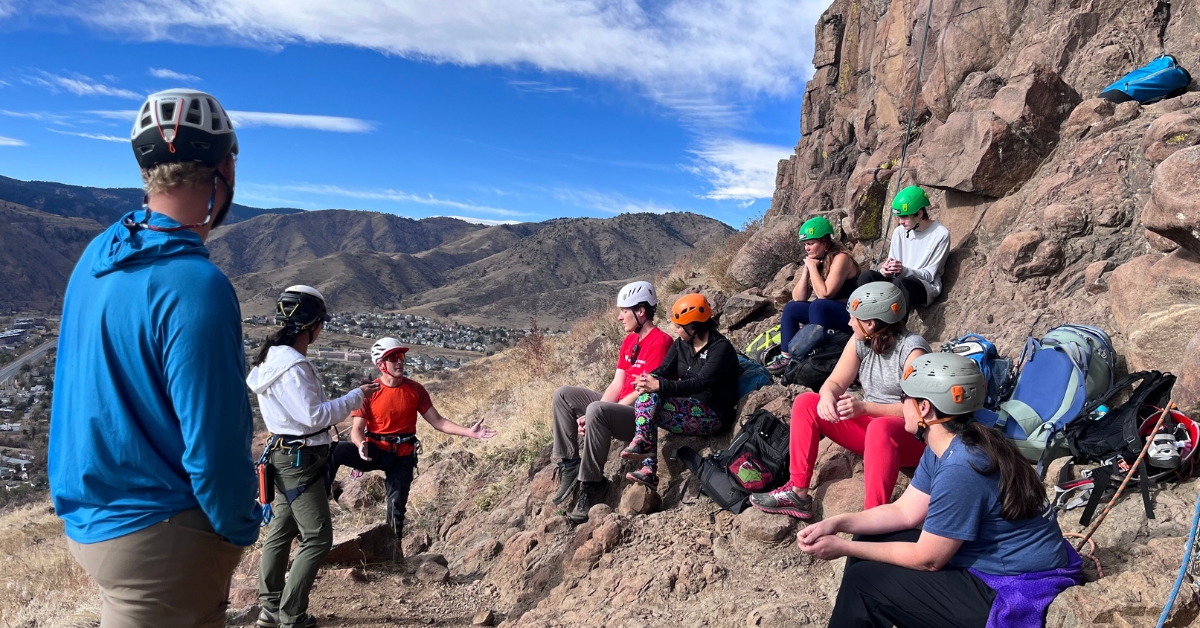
942;417;1047;521
253;327;299;366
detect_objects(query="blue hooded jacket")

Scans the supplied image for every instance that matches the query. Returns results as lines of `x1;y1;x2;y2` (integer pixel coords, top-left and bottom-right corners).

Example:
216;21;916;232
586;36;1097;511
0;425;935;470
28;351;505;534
49;211;262;546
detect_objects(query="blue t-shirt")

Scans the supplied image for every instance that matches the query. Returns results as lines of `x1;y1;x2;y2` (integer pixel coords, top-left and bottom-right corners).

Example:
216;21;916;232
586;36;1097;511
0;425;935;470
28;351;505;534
911;437;1067;575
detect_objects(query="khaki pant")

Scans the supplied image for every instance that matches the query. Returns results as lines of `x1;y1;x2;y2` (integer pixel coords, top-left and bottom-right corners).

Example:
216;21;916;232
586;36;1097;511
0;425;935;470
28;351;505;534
69;508;245;628
551;385;637;482
259;445;333;626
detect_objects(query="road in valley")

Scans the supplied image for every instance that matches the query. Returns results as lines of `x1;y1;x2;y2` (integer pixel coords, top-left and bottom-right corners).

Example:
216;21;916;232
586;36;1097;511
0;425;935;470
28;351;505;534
0;339;58;387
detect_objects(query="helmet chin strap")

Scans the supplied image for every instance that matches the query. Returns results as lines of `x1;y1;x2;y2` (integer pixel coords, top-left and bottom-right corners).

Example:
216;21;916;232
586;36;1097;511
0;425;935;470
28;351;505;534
914;415;954;443
125;169;231;233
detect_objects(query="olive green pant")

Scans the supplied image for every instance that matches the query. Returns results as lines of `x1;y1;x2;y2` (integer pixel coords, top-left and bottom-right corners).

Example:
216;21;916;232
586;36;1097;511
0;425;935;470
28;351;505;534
258;445;332;627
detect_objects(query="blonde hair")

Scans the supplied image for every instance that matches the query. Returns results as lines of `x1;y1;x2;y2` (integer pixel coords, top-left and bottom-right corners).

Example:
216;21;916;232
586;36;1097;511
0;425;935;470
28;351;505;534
140;162;218;195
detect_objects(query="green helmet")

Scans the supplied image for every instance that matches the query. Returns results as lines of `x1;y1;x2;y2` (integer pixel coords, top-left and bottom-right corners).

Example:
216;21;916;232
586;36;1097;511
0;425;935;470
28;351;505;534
798;216;835;241
891;186;930;216
846;282;906;325
900;352;986;415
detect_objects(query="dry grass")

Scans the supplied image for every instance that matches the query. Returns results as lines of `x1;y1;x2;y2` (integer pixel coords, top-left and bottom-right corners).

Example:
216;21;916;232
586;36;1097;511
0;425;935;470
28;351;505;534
701;214;763;293
0;502;99;628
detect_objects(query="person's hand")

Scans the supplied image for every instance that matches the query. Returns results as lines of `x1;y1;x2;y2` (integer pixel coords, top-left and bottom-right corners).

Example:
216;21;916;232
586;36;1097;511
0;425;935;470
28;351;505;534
642;375;660;393
577;416;587;437
358;381;381;395
798;531;849;561
797;517;839;545
817;392;841;423
836;395;865;420
804;256;822;269
469;420;497;440
356;440;372;461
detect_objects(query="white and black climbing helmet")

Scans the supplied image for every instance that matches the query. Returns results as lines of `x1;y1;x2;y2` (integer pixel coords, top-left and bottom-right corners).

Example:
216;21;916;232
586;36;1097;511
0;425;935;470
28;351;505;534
131;89;238;169
275;285;329;333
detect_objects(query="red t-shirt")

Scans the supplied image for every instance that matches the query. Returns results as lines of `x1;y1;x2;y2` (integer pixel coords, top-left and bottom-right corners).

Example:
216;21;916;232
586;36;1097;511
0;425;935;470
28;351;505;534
616;327;672;399
354;377;432;454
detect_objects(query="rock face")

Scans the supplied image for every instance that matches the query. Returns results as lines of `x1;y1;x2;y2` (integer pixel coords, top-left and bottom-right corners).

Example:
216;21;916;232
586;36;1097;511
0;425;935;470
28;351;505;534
1144;146;1200;257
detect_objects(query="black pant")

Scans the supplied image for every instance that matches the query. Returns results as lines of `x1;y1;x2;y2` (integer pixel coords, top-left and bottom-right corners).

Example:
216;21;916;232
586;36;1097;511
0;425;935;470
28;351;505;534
330;441;417;538
829;530;996;628
857;270;929;312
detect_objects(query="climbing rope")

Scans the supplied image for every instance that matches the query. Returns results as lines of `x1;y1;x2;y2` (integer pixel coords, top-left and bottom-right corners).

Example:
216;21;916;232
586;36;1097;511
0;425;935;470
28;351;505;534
1157;483;1200;627
874;0;936;267
1062;533;1103;578
1073;404;1174;552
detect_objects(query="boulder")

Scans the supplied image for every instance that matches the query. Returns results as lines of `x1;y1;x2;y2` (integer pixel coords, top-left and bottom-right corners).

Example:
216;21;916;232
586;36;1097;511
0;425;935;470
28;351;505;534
1144;146;1200;257
337;472;383;510
815;477;864;520
1140;111;1200;164
1176;330;1200;417
994;230;1064;279
1126;305;1200;372
1046;570;1191;628
723;290;771;329
1083;260;1112;294
324;523;397;564
1061;98;1115;141
1109;252;1200;333
618;484;662;516
403;530;432;557
592;520;623;551
409;458;460;505
415;560;450;584
228;587;258;609
1041;203;1087;236
527;462;558;502
472;609;496;626
735;507;796;543
763;263;799;304
727;216;805;288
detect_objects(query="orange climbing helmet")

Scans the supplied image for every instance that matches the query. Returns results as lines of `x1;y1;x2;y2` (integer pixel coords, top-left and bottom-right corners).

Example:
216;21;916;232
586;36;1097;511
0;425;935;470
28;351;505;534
671;293;712;325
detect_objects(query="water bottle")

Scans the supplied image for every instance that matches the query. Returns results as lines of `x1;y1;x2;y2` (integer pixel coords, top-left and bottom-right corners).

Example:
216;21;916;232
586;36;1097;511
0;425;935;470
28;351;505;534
1090;405;1109;420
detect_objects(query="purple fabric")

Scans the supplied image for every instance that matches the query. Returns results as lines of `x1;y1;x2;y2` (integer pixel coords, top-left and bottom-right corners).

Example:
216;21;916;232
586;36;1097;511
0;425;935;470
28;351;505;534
969;540;1084;628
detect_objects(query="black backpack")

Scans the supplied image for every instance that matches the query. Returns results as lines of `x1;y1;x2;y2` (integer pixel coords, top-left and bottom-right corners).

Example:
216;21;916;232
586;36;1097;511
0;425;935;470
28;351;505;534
781;330;851;390
1059;370;1175;525
679;409;790;513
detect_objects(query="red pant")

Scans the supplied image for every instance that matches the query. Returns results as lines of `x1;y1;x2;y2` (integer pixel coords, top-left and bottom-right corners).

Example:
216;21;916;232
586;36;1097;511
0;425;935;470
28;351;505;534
789;392;926;509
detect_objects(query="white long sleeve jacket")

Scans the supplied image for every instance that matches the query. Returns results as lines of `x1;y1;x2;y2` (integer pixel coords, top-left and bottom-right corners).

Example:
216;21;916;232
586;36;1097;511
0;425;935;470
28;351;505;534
246;345;364;446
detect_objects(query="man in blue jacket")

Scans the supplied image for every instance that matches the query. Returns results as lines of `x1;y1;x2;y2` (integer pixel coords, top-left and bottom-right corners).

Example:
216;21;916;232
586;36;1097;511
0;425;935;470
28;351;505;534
49;89;260;628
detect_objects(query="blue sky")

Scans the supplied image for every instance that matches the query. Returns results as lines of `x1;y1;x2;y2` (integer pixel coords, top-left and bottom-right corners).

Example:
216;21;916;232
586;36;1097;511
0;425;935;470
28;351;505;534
0;0;828;226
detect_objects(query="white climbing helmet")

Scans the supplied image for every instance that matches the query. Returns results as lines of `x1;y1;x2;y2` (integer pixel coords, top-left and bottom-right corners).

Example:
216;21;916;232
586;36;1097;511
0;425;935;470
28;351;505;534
617;281;657;308
370;337;408;364
131;89;238;169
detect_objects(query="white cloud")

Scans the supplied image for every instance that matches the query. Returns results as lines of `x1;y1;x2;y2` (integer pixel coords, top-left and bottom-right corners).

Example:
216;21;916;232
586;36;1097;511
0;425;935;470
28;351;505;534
554;188;681;215
47;128;127;142
508;80;577;94
0;109;72;124
0;135;27;146
89;109;373;132
26;71;142;99
227;111;373;133
246;183;526;217
149;67;201;82
43;0;827;126
435;215;521;226
689;138;791;201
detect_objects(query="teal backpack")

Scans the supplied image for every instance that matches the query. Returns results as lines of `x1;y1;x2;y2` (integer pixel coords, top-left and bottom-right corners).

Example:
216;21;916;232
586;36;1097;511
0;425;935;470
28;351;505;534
978;324;1116;474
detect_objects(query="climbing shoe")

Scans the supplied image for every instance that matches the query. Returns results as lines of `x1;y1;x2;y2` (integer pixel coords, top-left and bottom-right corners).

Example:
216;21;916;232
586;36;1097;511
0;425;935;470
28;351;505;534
625;465;659;490
552;458;581;505
568;479;608;524
620;436;657;460
749;481;814;520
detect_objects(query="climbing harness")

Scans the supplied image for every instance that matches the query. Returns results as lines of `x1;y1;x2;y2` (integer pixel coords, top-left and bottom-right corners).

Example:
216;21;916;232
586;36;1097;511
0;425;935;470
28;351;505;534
874;0;936;267
365;431;422;456
256;427;331;526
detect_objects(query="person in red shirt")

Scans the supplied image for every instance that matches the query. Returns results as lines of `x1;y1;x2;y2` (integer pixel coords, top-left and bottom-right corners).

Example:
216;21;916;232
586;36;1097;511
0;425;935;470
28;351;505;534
330;338;496;544
550;281;672;524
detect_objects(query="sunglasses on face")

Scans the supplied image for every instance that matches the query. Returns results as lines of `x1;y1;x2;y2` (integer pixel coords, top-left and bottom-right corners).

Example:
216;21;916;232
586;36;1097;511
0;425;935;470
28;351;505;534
383;355;405;364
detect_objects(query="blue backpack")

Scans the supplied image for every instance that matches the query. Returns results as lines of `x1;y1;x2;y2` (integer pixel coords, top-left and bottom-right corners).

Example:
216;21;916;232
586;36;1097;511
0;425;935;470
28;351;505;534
939;334;1014;410
977;325;1116;474
1100;55;1191;104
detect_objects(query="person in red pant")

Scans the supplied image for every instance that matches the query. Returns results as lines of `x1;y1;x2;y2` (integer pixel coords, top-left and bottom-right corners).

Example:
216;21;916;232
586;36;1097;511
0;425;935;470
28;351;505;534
749;282;930;519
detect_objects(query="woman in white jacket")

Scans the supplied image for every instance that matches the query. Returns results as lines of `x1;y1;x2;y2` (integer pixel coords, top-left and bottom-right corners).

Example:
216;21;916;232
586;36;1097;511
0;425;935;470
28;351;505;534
246;285;378;628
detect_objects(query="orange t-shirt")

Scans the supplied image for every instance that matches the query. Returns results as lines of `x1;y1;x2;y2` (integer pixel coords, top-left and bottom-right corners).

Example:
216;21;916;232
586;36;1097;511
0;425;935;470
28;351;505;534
354;377;432;454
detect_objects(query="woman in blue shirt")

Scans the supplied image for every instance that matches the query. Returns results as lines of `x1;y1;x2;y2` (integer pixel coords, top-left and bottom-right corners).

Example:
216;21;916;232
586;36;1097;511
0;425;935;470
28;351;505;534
798;352;1082;628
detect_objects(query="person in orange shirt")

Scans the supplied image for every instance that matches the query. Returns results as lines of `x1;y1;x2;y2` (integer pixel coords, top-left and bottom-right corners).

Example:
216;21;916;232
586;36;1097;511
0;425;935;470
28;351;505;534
329;338;496;544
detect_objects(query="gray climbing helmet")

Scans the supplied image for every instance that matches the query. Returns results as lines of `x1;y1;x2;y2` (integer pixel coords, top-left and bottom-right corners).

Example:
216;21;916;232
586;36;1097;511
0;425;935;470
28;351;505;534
846;282;906;325
901;352;986;415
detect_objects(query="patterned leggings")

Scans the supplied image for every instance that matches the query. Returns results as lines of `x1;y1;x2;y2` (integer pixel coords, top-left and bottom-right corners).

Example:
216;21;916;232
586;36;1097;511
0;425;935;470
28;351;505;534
633;393;722;471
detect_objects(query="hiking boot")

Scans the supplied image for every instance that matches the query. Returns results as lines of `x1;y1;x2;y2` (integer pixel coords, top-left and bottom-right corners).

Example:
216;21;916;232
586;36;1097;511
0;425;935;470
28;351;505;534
552;458;581;505
287;615;317;628
620;436;656;460
257;608;279;628
765;353;790;375
568;479;608;524
749;482;814;520
625;465;659;490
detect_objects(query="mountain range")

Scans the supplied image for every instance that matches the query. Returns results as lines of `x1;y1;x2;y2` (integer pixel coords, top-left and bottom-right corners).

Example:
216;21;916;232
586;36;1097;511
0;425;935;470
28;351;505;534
0;176;733;325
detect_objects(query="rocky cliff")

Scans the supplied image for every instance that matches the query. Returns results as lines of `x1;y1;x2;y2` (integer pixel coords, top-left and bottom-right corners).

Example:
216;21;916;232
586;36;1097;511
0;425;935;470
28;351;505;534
728;0;1200;413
